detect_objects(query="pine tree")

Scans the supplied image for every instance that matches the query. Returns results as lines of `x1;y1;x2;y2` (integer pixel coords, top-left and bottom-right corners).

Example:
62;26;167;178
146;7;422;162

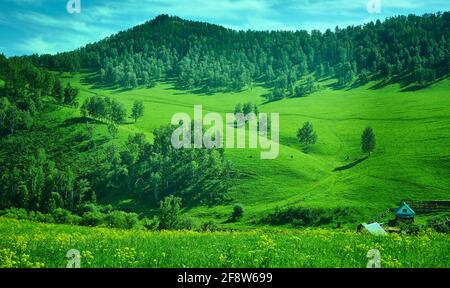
297;122;317;153
361;127;376;155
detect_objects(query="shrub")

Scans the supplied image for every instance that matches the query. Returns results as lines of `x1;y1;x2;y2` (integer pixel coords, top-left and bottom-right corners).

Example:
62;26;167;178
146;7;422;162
100;205;114;214
52;208;73;224
199;220;219;232
259;207;353;227
80;211;105;227
398;223;424;235
427;215;450;233
28;211;54;223
104;211;127;229
0;208;28;220
142;217;159;231
158;195;182;230
177;216;195;230
78;203;100;214
231;204;244;222
104;211;139;229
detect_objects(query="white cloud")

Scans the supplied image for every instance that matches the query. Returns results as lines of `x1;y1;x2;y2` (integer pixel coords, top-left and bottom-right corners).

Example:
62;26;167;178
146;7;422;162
17;36;56;54
14;11;113;35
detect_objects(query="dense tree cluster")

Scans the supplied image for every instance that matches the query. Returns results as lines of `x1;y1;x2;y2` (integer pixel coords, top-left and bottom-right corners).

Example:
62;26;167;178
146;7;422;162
29;13;450;94
81;95;127;123
0;124;233;215
100;125;233;205
0;148;95;213
234;102;258;116
0;56;78;136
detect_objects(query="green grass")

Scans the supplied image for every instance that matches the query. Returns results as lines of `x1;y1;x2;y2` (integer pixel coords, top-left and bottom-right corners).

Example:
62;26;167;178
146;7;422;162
2;75;449;268
53;73;450;228
0;218;448;268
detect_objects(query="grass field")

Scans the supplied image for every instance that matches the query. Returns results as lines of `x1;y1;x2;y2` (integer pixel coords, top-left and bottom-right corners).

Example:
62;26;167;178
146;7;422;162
1;73;449;269
49;72;450;227
1;218;449;268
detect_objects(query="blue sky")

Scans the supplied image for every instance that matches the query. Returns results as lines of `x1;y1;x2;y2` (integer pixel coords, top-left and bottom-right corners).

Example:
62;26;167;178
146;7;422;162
0;0;449;56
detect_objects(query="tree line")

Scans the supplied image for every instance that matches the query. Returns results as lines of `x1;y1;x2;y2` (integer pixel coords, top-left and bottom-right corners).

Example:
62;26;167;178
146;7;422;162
28;13;450;95
0;123;233;215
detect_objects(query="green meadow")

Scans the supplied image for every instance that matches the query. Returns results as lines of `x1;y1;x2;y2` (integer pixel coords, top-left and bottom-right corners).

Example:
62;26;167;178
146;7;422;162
48;72;450;227
1;218;448;268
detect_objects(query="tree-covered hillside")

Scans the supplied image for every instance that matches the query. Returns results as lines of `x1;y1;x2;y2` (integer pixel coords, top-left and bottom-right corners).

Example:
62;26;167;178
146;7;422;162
29;13;450;94
0;56;233;219
0;13;449;231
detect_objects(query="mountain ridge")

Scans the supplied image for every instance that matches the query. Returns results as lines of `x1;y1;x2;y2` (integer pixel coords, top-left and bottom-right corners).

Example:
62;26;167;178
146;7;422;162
27;12;450;95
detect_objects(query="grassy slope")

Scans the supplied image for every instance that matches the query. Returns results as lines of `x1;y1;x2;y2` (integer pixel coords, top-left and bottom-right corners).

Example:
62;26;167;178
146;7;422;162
55;73;450;227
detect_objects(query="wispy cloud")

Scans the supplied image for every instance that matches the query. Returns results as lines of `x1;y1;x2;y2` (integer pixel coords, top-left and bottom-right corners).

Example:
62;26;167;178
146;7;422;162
14;11;115;35
0;0;449;56
5;0;43;5
17;36;56;54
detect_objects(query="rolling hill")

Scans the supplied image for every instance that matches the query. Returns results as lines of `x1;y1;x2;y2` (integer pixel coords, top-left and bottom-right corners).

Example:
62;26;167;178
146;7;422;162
1;14;449;230
50;70;450;228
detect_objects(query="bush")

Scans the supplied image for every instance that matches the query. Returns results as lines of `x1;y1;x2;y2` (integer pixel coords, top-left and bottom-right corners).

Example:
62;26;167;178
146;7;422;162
177;216;195;230
78;203;100;214
158;195;182;230
52;208;73;224
100;205;114;214
427;215;450;233
259;207;353;227
398;223;424;235
142;217;159;231
104;211;139;229
0;208;28;220
80;211;105;227
28;211;54;223
231;204;244;222
199;220;219;232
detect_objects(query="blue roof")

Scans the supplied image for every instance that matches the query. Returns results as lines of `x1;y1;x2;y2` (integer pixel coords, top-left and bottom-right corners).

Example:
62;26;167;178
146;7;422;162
362;222;387;236
395;202;415;218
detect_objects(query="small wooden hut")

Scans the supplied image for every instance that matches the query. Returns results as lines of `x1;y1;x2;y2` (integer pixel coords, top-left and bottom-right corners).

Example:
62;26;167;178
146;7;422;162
395;202;415;223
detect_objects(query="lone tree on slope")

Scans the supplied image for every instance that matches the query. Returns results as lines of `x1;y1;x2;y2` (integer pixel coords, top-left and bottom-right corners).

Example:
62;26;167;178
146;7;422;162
131;100;145;123
361;127;376;155
297;121;317;153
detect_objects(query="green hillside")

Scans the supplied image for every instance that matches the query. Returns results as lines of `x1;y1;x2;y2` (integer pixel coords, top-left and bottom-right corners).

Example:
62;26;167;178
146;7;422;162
48;72;449;227
1;13;449;231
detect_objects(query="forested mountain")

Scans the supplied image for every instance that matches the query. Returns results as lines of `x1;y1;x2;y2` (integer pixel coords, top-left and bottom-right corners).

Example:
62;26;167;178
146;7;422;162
29;13;450;95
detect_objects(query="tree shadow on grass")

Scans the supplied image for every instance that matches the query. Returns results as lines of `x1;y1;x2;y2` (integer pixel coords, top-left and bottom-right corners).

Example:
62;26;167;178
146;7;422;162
333;156;369;172
58;117;104;128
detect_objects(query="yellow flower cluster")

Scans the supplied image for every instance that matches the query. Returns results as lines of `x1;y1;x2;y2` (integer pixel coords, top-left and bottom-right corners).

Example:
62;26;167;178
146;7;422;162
258;235;276;251
114;247;138;267
81;250;94;266
0;248;45;268
383;255;402;268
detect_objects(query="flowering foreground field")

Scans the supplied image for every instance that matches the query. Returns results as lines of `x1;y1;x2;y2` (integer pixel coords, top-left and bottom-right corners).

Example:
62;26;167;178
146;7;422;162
0;218;449;268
